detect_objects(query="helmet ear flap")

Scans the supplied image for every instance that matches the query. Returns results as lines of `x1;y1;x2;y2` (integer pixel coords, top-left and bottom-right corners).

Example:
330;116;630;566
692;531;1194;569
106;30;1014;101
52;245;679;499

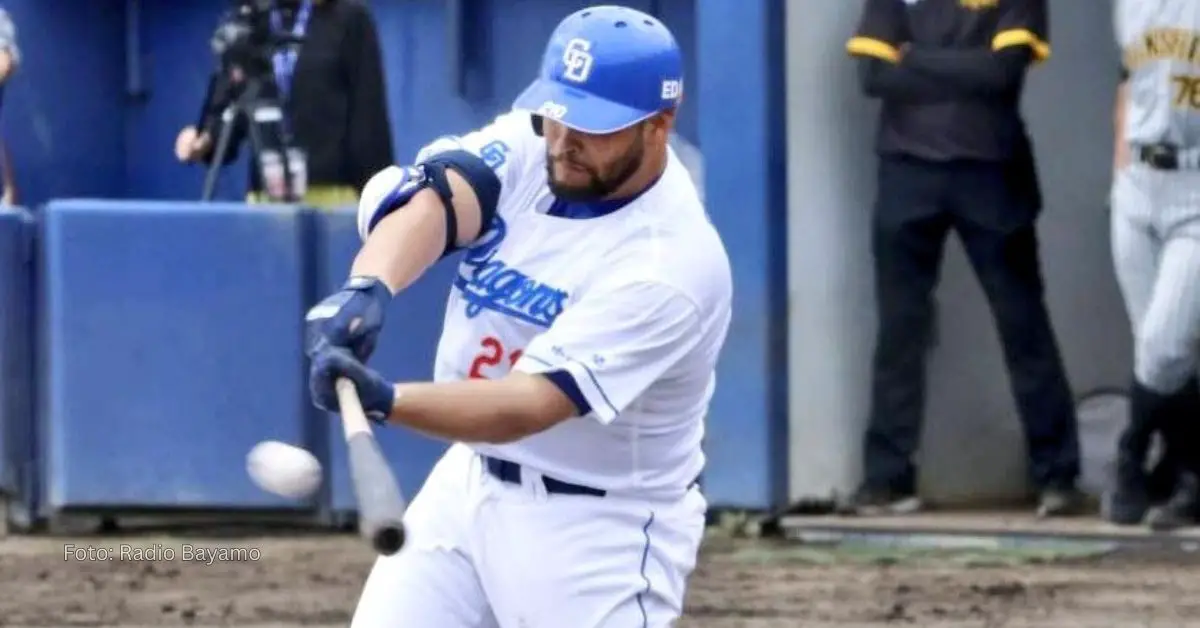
531;114;545;137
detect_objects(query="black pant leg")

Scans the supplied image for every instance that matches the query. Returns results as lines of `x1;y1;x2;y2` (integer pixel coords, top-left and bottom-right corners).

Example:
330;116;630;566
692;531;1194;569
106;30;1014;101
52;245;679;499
863;157;953;494
1164;378;1200;475
950;162;1080;490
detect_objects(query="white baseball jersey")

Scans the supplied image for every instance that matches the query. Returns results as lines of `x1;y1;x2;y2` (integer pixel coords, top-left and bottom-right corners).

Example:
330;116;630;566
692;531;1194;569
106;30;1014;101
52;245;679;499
359;110;732;496
1116;0;1200;147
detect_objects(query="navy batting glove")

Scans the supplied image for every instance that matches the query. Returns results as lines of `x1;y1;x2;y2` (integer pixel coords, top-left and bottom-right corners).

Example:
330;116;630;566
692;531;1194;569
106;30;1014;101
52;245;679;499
305;276;393;362
309;347;395;423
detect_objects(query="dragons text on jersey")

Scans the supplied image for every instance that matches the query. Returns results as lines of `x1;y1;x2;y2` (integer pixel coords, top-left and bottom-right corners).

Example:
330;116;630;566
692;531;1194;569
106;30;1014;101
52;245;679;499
454;215;570;328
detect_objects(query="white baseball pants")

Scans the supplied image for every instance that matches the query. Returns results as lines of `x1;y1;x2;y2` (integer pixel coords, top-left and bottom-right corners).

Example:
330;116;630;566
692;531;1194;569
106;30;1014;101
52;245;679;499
1111;163;1200;393
349;443;706;628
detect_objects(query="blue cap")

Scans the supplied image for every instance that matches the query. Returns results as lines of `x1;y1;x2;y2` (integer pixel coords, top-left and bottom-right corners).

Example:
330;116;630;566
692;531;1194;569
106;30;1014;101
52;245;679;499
512;5;684;134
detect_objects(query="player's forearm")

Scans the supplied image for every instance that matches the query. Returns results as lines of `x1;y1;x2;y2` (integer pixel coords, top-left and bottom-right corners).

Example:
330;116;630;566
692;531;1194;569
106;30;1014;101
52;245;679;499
385;375;570;444
350;188;447;294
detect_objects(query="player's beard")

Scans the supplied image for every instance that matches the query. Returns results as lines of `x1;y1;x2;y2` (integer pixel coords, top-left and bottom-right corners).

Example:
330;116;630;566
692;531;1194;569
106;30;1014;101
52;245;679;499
546;131;645;202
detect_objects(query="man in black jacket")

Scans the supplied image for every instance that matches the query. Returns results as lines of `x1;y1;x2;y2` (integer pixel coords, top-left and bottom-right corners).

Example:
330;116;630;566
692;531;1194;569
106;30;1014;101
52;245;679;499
840;0;1083;518
176;0;393;210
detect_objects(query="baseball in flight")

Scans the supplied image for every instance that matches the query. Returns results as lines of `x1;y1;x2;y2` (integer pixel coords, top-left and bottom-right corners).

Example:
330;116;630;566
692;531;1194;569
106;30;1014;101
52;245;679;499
246;440;323;499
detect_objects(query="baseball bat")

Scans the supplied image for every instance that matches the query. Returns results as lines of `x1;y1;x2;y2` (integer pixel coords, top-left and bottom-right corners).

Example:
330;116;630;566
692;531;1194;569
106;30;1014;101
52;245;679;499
335;377;408;556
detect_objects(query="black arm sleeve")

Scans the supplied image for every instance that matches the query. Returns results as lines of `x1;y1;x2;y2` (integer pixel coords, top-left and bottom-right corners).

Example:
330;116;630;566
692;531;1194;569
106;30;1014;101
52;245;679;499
847;0;963;102
991;0;1050;62
846;0;908;64
885;0;1042;98
901;47;1033;97
344;4;395;193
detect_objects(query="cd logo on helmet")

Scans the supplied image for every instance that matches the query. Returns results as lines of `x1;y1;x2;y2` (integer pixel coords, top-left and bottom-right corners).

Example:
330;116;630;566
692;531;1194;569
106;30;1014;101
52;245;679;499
561;38;594;83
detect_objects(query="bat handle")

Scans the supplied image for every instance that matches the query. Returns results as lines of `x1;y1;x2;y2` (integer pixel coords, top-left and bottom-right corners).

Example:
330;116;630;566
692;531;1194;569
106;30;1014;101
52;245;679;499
336;377;362;411
335;378;370;437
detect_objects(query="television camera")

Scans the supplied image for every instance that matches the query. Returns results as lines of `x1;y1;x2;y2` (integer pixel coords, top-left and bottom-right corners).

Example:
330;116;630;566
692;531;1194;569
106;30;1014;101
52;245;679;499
201;0;309;203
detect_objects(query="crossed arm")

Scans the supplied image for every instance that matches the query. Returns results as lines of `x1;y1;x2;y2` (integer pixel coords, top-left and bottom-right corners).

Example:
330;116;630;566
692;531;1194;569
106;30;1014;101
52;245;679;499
847;0;1043;102
857;46;1033;102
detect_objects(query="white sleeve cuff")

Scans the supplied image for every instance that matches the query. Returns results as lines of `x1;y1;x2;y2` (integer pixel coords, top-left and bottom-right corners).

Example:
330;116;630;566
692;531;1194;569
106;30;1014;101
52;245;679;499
514;351;620;425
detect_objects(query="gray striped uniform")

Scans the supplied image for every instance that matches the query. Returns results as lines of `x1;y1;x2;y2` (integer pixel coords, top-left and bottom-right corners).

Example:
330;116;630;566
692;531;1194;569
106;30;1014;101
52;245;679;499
1112;0;1200;393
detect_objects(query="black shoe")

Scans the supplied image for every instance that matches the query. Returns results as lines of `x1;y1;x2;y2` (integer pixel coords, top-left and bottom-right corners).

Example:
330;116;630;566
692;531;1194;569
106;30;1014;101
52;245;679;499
1037;486;1086;518
837;485;922;516
1145;447;1179;503
1106;382;1171;525
1145;381;1200;531
1107;468;1151;525
1146;470;1200;531
1108;434;1155;525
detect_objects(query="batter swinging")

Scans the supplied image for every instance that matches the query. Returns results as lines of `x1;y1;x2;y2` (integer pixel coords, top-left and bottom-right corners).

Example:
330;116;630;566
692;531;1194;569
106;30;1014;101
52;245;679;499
303;5;732;626
1108;0;1200;528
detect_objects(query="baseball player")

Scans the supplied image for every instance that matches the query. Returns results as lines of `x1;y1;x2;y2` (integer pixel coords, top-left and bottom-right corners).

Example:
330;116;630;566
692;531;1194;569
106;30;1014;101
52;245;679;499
304;5;732;626
1108;0;1200;530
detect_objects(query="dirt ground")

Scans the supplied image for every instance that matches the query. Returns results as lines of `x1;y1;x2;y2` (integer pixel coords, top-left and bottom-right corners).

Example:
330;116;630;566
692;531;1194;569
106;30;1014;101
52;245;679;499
3;529;1200;627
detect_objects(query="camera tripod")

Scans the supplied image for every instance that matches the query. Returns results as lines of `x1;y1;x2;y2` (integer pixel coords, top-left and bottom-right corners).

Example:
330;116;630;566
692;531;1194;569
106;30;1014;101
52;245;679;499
200;74;306;203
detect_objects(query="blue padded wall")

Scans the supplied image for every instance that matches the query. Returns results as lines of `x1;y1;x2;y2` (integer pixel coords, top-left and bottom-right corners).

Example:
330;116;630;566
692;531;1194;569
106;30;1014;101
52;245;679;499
315;209;454;514
0;207;33;499
39;200;314;511
695;0;788;510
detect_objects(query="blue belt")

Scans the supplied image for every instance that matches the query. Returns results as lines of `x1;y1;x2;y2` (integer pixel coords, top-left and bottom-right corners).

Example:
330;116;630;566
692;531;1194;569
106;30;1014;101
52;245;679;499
483;456;607;497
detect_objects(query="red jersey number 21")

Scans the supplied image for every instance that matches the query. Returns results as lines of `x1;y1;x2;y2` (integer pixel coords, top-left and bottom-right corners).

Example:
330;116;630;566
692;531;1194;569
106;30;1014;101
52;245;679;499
468;336;524;380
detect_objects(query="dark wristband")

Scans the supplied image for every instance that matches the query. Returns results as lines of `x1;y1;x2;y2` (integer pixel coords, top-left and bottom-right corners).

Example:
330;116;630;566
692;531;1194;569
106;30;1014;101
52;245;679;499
344;276;394;303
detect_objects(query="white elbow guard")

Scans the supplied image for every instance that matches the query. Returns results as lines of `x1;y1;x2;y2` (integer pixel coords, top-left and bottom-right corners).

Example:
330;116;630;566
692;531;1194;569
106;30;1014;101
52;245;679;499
414;136;466;164
358;136;473;241
356;164;427;241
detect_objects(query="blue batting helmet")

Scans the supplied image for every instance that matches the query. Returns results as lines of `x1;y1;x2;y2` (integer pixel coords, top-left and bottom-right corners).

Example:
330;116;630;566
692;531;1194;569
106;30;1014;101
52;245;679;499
512;5;683;134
